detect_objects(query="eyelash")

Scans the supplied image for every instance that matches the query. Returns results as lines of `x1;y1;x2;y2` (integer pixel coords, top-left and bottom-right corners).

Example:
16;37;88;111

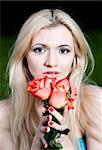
32;47;47;53
32;47;70;54
59;48;70;54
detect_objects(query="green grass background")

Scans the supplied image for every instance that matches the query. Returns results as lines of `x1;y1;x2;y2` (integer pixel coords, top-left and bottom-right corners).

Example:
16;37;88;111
0;30;102;100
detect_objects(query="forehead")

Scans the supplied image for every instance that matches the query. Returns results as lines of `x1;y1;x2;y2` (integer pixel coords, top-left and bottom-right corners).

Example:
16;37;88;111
32;24;74;47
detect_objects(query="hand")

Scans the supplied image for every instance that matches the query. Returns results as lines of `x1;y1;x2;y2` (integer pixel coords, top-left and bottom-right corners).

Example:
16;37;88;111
31;108;51;150
47;106;75;150
55;135;75;150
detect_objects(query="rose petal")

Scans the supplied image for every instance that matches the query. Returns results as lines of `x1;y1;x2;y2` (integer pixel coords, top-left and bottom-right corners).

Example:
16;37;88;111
67;100;74;110
55;78;70;93
70;85;77;100
49;91;66;108
35;87;52;100
27;76;52;100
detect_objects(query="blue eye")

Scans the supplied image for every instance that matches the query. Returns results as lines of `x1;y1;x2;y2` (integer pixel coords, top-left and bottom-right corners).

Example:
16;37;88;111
59;48;70;54
32;47;47;53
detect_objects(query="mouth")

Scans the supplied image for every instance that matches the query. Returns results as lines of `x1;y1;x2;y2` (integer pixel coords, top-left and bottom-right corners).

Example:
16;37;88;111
43;71;60;77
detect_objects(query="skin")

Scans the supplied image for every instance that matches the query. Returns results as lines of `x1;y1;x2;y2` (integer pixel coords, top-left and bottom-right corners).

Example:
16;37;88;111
27;24;75;149
31;105;75;150
27;24;75;81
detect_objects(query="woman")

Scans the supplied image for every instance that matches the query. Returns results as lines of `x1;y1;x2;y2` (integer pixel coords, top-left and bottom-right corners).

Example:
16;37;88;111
0;9;102;150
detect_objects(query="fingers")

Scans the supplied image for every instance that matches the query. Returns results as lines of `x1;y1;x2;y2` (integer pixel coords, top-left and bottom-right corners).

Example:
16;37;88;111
39;115;51;148
40;115;48;124
40;126;50;133
55;134;64;143
40;133;48;148
40;115;51;133
41;107;46;114
39;107;68;148
48;120;65;131
48;106;69;133
39;106;69;149
48;107;65;125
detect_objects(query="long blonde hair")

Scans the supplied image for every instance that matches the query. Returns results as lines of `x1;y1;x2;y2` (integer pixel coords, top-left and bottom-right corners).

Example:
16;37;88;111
7;9;100;150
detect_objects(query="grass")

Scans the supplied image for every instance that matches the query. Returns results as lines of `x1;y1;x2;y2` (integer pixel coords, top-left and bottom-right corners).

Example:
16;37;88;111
0;30;102;100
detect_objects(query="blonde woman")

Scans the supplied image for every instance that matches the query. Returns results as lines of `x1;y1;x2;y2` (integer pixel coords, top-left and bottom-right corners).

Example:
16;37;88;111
0;9;102;150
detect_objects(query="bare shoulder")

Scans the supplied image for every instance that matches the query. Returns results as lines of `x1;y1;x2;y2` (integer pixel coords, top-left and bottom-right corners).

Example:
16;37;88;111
81;84;102;143
81;84;102;117
0;129;14;150
86;135;102;150
81;84;102;102
0;99;11;130
0;100;14;150
84;85;102;148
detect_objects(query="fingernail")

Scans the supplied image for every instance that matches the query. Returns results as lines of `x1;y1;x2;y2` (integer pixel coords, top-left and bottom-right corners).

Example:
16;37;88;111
47;114;52;120
56;139;59;143
48;121;53;126
44;144;47;148
40;106;46;112
47;127;50;132
45;127;48;132
49;107;54;112
45;127;50;132
47;115;50;120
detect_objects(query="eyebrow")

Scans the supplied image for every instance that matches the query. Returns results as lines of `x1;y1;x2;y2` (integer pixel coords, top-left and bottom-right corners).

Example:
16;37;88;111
32;43;72;49
58;44;72;49
32;43;47;47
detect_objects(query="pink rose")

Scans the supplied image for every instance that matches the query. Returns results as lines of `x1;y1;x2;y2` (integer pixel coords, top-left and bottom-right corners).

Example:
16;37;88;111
53;78;70;92
49;78;70;108
27;76;77;110
67;85;77;110
70;85;77;100
49;91;67;108
27;75;52;100
67;99;74;110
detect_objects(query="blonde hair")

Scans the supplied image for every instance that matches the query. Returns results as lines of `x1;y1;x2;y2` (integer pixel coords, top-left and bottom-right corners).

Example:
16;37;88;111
6;9;101;150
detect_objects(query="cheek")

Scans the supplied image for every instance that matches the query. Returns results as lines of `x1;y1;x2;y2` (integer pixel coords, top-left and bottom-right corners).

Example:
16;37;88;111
27;52;44;76
59;56;74;71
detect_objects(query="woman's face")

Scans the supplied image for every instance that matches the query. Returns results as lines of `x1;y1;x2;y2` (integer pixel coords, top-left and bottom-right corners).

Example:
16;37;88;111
27;24;75;80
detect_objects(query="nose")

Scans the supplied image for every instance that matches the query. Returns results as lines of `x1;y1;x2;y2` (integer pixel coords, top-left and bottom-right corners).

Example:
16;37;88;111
44;51;57;67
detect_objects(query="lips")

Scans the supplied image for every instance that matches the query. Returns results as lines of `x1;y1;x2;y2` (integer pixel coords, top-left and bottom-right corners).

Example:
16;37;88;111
43;71;60;75
43;71;60;77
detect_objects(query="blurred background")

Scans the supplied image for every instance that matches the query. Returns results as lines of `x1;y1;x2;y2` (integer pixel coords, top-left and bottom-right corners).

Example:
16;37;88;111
0;1;102;100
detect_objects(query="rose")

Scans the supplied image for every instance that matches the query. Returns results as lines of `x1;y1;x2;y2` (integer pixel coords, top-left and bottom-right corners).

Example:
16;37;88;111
49;79;77;110
27;76;77;110
27;76;77;149
27;75;52;100
44;78;72;149
67;85;78;110
70;84;77;100
49;78;70;108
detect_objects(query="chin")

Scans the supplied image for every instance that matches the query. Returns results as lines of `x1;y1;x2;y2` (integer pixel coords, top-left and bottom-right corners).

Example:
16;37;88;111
56;74;68;81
